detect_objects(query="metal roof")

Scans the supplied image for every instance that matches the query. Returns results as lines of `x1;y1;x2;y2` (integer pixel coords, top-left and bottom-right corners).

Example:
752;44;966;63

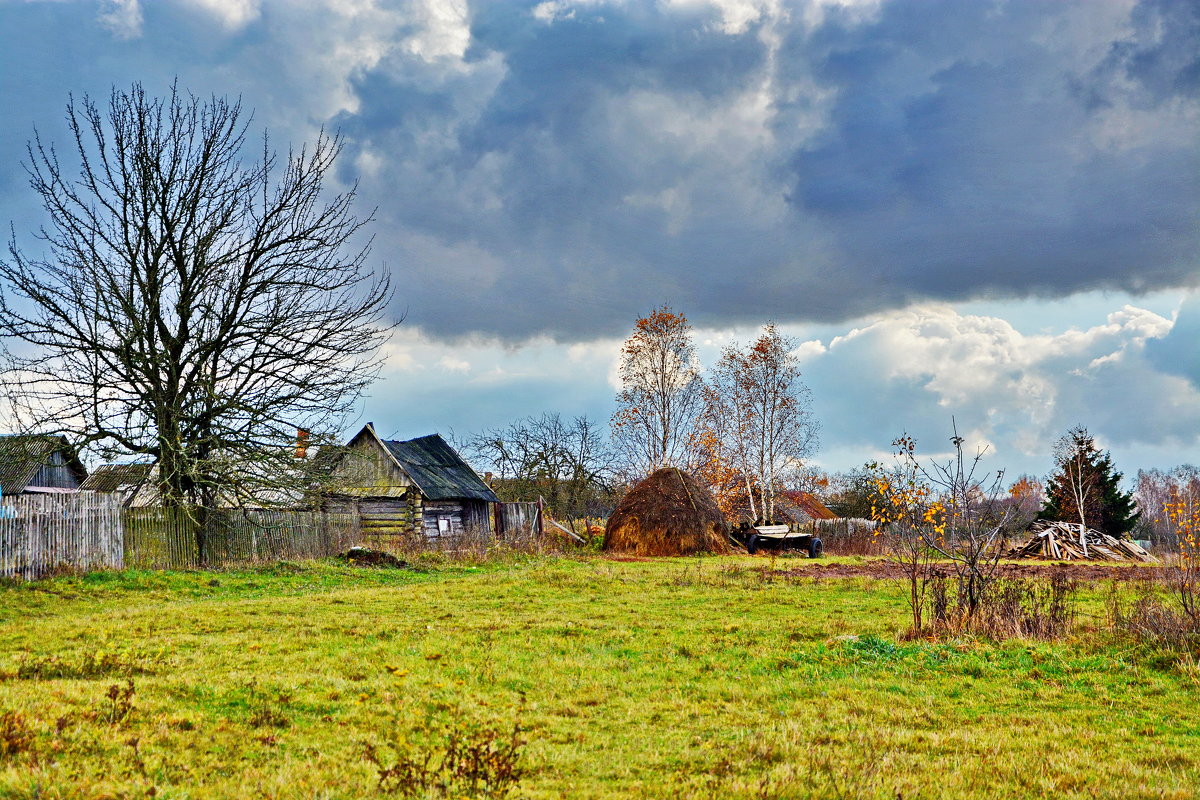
381;433;499;503
79;462;153;493
0;434;88;494
786;491;839;521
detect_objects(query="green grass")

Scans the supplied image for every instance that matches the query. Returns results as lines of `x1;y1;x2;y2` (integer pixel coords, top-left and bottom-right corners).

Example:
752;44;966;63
0;555;1197;799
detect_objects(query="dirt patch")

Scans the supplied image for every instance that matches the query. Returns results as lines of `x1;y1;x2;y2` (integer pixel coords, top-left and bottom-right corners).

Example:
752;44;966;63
782;559;1161;582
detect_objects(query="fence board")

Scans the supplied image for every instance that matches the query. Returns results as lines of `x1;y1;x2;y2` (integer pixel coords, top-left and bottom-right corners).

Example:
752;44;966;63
124;507;362;569
496;502;540;538
0;494;124;580
0;494;368;578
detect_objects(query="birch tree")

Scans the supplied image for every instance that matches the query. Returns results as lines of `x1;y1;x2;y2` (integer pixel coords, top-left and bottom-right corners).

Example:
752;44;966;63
610;306;703;478
705;324;819;523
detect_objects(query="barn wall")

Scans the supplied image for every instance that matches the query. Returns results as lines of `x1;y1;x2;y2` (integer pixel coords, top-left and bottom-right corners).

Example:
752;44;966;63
465;500;493;532
421;499;494;537
28;451;82;490
422;500;465;538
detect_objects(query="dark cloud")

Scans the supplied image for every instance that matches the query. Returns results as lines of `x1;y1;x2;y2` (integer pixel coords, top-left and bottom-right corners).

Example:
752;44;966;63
326;0;1200;340
1101;0;1200;104
781;0;1198;305
1;0;1197;343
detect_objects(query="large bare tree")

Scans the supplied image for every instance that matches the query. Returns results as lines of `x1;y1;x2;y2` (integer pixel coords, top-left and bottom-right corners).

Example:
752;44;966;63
464;412;617;523
0;83;391;515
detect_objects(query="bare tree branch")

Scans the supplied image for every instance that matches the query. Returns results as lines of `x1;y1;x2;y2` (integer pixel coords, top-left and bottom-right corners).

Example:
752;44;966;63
0;82;392;524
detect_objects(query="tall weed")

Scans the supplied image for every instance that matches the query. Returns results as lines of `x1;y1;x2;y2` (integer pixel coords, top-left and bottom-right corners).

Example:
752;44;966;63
362;697;527;799
913;573;1076;641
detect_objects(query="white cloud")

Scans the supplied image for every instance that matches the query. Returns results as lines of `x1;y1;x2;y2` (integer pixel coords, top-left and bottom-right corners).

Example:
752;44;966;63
98;0;143;39
791;339;827;361
797;302;1200;467
402;0;470;61
438;355;471;373
181;0;261;30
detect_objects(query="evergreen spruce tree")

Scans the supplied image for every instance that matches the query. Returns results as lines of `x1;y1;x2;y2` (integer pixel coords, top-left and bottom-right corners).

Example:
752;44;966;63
1040;426;1139;538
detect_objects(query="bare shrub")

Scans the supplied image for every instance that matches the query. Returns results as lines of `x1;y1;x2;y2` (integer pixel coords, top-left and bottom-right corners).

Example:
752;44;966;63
1108;575;1200;657
0;710;34;759
1110;495;1200;655
872;424;1017;635
99;680;136;726
362;699;526;799
923;573;1077;640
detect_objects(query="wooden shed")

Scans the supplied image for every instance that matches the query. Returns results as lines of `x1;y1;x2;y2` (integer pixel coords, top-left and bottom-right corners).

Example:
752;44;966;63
0;434;88;496
324;424;499;541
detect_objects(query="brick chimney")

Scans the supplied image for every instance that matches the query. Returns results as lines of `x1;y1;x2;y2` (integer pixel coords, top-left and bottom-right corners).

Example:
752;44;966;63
295;428;310;460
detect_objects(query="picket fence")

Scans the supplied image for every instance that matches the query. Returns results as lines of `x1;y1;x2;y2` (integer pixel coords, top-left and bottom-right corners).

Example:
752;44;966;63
123;507;362;570
0;494;362;579
0;494;124;579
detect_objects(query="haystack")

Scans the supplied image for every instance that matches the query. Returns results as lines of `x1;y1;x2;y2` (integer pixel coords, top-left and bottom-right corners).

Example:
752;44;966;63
603;468;731;556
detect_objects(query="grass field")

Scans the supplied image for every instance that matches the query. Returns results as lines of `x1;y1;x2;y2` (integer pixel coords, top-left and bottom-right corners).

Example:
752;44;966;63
0;555;1197;799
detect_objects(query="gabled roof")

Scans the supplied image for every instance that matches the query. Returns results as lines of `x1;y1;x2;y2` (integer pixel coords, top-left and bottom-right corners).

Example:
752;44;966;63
382;433;499;503
785;491;839;521
0;434;88;494
80;462;153;493
342;424;499;503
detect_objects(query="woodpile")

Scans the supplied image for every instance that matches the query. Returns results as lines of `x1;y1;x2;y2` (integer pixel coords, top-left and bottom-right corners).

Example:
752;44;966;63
1004;521;1155;563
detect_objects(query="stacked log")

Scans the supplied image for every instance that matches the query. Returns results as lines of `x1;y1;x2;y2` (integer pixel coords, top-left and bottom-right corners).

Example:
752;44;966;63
1004;521;1155;563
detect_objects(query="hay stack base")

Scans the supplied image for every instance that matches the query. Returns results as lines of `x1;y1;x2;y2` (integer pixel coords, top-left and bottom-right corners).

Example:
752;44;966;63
604;468;731;556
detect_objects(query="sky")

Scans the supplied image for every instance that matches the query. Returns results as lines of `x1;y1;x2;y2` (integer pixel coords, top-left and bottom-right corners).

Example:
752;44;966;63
0;0;1197;482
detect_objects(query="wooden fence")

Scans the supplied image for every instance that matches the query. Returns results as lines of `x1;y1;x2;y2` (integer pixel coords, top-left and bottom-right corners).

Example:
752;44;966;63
0;494;364;579
124;507;361;569
814;517;879;536
495;501;542;539
0;494;124;580
814;517;883;555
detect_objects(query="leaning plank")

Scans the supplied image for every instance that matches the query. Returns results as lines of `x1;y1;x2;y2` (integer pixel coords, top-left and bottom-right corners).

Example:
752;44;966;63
545;517;586;544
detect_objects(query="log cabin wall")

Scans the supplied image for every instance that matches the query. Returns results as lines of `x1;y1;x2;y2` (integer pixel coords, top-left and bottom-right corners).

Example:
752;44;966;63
324;425;500;546
359;489;422;540
422;499;465;538
325;435;422;545
420;499;492;538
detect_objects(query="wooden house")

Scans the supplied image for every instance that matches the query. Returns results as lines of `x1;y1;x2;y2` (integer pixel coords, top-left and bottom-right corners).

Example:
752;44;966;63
0;434;88;496
324;424;499;540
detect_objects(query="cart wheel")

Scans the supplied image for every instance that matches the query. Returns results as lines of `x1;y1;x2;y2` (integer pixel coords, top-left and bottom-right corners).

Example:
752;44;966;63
808;537;823;558
746;534;759;555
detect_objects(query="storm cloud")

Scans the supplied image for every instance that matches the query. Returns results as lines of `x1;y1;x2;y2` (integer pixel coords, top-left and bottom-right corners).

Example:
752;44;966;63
0;0;1196;342
1;0;1198;475
331;0;1199;339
